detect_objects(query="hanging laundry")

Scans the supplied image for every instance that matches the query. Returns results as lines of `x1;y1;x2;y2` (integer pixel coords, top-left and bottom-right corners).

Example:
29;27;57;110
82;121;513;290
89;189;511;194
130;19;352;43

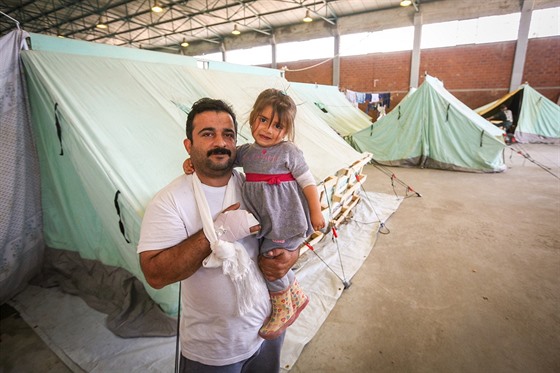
344;89;388;110
356;92;366;104
366;102;376;114
345;89;358;105
379;93;391;109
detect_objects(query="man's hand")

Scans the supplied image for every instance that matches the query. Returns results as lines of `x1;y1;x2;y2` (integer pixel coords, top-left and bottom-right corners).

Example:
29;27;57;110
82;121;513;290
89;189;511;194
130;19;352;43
258;248;300;282
214;203;260;242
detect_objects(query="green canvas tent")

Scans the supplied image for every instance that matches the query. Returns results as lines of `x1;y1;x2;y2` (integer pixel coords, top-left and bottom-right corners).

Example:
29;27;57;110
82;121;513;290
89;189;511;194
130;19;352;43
17;33;369;314
348;75;507;173
475;83;560;144
287;82;373;138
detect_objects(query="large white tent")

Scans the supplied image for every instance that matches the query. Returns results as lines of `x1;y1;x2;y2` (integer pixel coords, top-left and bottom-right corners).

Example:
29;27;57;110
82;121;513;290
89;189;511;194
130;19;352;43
2;31;370;315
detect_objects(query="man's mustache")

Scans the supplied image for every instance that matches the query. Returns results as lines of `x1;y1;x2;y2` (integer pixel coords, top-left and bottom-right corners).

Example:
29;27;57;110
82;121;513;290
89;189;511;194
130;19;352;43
207;148;232;157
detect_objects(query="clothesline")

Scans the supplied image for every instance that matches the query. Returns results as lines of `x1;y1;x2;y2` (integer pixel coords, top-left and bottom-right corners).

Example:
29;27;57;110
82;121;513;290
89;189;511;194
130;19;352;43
281;57;335;72
344;88;391;109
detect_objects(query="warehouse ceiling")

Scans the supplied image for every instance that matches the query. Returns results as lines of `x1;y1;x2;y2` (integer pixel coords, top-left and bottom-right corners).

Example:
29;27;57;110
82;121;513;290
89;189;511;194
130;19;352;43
1;0;436;52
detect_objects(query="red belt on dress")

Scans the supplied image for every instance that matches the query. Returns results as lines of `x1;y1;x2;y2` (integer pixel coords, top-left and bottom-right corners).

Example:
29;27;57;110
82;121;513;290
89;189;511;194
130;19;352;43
245;173;295;185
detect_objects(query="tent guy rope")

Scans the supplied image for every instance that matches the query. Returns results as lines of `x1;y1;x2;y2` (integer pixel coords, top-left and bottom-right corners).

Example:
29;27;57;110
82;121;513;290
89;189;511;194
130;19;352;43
371;161;423;199
508;144;560;179
322;183;351;289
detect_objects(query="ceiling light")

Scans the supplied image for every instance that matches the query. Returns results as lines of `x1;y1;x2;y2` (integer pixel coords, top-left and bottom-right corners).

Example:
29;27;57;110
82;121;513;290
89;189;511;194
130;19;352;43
180;38;189;47
400;0;412;6
232;25;241;35
96;16;107;29
151;1;163;13
303;10;313;23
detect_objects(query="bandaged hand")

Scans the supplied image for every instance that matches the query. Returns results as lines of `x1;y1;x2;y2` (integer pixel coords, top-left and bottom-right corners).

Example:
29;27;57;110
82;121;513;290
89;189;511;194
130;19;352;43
213;209;260;242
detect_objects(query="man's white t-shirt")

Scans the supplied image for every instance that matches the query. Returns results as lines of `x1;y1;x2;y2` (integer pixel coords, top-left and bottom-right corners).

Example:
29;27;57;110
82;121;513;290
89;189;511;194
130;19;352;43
137;170;270;366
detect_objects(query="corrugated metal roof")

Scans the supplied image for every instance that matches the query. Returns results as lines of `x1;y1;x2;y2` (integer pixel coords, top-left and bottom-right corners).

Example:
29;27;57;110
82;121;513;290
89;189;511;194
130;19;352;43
0;0;421;49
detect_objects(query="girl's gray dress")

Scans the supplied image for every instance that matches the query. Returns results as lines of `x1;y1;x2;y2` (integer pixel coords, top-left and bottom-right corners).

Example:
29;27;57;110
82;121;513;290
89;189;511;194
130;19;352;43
236;141;314;287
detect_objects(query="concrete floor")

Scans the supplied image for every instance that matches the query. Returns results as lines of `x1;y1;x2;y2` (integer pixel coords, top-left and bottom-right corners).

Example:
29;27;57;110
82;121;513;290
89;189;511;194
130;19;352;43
1;143;559;373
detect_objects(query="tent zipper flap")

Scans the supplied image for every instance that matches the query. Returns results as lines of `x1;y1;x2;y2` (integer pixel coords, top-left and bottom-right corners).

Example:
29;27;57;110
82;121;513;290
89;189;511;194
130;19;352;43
114;190;130;243
54;102;63;155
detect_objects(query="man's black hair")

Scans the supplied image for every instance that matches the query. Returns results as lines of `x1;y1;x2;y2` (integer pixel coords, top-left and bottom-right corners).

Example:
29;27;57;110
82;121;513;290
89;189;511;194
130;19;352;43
185;98;238;141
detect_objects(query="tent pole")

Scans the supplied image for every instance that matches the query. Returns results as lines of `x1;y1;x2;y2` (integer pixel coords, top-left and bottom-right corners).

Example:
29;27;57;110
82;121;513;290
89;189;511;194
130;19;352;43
0;11;21;29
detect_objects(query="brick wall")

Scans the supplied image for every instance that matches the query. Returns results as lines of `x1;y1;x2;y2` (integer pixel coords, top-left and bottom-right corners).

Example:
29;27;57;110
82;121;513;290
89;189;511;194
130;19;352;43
419;42;517;109
523;36;560;102
273;36;560;114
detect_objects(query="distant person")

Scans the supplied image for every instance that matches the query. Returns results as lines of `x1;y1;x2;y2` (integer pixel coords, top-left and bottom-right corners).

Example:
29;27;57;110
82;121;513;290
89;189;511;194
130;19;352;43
488;104;513;132
377;103;386;119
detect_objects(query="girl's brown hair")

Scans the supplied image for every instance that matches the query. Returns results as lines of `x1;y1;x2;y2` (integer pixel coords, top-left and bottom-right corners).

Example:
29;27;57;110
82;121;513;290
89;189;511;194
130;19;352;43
249;88;297;142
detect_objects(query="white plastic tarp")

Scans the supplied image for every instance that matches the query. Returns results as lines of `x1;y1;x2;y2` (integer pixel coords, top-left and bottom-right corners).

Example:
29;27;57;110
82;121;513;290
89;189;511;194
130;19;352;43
0;30;44;303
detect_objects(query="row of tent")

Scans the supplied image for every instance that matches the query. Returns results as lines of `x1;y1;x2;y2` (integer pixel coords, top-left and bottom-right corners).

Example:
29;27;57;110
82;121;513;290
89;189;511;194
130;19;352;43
308;76;559;173
2;29;559;315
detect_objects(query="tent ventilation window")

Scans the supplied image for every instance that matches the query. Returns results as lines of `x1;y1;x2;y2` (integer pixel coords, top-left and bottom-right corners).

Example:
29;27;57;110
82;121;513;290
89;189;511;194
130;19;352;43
196;60;210;70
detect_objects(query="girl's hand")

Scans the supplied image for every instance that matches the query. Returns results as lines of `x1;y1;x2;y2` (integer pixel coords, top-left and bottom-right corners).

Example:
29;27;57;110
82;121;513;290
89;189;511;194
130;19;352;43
183;158;195;174
311;213;325;232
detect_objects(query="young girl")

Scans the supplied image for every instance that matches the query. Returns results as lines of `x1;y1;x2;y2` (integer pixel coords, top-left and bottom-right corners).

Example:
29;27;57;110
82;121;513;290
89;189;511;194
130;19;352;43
185;88;325;340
